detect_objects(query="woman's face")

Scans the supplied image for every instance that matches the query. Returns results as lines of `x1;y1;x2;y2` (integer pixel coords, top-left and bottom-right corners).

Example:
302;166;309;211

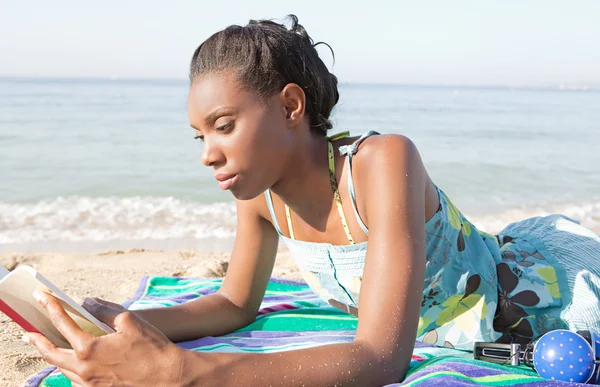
188;72;294;200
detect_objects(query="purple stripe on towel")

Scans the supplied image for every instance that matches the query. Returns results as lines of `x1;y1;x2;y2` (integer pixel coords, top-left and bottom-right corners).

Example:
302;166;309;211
177;330;356;350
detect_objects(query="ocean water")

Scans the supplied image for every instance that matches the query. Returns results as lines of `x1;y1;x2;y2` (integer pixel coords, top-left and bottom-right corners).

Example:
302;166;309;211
1;77;599;252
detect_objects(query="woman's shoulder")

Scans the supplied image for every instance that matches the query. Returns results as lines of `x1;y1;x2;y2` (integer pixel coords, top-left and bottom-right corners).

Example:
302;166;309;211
347;132;439;224
348;133;425;175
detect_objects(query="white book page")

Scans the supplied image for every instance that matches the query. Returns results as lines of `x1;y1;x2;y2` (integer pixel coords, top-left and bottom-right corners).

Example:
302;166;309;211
34;271;115;334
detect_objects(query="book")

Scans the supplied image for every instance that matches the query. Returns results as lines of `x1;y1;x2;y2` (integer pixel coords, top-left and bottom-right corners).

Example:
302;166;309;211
0;264;115;348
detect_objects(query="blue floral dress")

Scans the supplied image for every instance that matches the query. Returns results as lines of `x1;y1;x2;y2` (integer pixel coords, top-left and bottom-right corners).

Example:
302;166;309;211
265;131;600;350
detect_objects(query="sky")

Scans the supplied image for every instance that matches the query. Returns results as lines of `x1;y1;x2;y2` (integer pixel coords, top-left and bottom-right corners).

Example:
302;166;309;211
1;0;599;87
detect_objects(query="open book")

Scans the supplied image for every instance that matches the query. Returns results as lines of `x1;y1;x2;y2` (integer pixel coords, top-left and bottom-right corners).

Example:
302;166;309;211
0;264;115;348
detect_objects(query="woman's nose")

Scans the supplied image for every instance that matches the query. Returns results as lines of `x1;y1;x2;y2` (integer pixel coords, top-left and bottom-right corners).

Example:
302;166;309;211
200;140;222;167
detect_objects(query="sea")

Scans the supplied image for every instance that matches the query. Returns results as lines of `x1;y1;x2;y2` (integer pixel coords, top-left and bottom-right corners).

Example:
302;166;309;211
1;77;599;252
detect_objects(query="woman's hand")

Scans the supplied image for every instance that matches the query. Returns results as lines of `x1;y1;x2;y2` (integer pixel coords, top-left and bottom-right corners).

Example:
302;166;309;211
26;290;188;386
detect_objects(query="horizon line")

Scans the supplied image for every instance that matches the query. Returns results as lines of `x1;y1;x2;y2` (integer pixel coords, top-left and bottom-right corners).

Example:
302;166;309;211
1;74;598;92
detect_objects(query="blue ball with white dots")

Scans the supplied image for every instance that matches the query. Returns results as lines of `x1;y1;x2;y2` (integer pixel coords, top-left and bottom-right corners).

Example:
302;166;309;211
533;329;596;383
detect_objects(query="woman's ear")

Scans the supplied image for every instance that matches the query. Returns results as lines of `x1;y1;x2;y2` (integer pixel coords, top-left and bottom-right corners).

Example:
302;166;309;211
280;83;306;126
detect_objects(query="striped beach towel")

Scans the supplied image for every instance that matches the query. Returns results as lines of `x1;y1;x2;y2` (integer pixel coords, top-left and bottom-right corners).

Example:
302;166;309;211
24;277;582;386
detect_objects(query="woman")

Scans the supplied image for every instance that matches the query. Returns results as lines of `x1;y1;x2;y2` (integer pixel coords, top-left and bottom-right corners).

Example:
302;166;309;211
27;15;600;386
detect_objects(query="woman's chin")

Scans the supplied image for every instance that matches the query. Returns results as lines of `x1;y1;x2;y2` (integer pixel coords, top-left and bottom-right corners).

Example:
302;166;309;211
227;176;274;201
230;185;263;201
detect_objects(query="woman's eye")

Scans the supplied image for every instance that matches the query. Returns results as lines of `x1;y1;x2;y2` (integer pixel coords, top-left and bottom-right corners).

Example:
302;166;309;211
194;135;204;142
216;120;234;132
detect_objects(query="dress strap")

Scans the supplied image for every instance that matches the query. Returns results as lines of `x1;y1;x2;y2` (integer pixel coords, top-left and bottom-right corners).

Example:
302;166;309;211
338;130;381;236
327;131;355;245
264;189;283;236
327;140;355;244
327;131;350;142
284;204;295;240
283;131;355;243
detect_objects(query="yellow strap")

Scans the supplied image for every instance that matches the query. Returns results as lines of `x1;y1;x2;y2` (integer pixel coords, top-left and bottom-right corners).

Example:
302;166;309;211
285;204;295;240
284;131;354;244
327;131;350;142
328;140;355;244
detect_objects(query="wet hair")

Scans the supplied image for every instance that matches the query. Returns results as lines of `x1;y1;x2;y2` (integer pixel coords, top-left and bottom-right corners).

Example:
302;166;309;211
189;15;339;136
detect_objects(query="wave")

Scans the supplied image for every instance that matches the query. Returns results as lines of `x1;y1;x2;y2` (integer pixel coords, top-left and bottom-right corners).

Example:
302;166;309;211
0;196;237;244
1;196;598;245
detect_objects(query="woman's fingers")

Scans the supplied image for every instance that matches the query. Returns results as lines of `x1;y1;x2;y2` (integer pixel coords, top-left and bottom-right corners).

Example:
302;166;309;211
92;298;126;310
84;297;126;312
82;297;126;326
33;291;93;351
29;291;181;386
27;333;79;373
57;367;85;386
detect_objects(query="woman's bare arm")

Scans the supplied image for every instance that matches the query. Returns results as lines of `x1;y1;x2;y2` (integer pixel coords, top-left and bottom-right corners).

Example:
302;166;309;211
134;196;280;342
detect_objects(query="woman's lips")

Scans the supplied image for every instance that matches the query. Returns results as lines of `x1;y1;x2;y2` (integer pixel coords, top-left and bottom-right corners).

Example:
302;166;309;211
215;173;238;190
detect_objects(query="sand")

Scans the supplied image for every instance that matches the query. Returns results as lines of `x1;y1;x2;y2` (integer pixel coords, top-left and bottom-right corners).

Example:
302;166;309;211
0;248;301;387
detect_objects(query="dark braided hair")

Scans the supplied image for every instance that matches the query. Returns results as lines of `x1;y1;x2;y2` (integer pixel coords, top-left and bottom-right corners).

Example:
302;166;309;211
189;15;339;136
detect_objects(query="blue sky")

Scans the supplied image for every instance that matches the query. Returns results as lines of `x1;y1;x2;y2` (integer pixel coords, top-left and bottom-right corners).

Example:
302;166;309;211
1;0;599;86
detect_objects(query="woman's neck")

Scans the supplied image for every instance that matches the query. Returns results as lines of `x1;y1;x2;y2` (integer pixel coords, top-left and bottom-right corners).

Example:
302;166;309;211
269;131;334;220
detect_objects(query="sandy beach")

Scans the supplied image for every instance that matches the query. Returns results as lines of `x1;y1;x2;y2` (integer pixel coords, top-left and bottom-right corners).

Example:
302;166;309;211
0;248;301;387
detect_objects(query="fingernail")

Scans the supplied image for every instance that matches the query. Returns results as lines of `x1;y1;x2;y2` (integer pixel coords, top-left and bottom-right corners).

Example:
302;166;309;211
21;334;31;344
32;290;44;302
83;297;97;306
83;298;100;313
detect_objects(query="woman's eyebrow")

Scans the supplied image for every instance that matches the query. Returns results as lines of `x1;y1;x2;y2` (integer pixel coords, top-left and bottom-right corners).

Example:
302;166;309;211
204;107;237;125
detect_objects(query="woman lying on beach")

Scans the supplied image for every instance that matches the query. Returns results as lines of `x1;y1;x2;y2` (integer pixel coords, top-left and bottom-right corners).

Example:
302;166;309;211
27;15;600;386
